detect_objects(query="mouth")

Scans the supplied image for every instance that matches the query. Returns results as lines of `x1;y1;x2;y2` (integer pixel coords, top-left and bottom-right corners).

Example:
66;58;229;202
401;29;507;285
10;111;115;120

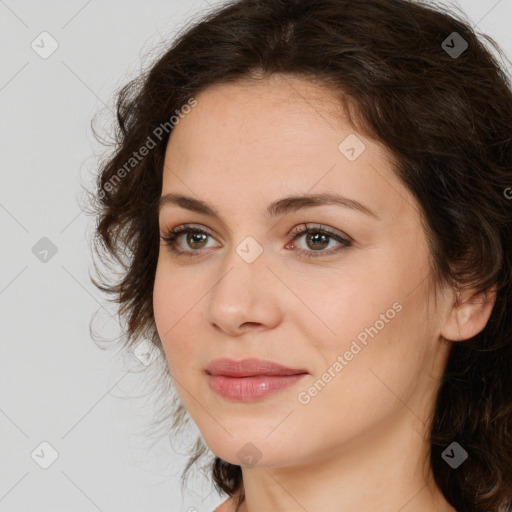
205;358;309;401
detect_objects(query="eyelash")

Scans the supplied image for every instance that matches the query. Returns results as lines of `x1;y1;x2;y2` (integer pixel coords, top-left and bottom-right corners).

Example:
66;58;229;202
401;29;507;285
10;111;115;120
159;223;352;259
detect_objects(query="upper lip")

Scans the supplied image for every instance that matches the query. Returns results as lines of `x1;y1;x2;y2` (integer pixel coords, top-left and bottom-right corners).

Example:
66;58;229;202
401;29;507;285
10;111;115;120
206;358;308;377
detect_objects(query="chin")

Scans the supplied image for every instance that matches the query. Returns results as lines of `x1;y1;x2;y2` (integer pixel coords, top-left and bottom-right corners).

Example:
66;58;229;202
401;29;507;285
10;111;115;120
200;428;307;469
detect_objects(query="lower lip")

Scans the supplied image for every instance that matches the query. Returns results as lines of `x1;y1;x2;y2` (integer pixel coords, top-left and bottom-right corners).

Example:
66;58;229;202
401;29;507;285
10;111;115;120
207;374;308;401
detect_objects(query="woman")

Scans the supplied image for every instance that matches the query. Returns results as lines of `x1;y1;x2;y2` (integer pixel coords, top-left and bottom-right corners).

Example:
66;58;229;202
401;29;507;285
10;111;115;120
89;0;512;510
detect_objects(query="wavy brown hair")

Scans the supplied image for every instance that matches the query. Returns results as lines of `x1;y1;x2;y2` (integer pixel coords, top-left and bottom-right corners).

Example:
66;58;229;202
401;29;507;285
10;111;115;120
86;0;512;510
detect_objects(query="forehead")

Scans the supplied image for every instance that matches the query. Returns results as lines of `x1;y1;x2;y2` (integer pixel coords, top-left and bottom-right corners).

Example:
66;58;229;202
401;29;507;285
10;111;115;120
161;74;414;224
166;74;349;156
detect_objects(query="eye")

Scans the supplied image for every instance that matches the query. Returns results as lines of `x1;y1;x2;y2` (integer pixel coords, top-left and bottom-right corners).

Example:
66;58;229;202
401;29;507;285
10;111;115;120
160;224;219;258
286;223;352;258
159;223;352;259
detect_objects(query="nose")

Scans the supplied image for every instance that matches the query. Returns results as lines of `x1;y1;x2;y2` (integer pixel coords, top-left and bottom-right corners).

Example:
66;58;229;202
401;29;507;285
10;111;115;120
206;242;283;336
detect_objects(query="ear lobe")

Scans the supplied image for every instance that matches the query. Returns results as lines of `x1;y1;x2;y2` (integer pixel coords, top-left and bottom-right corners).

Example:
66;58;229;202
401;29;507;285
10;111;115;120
440;286;497;342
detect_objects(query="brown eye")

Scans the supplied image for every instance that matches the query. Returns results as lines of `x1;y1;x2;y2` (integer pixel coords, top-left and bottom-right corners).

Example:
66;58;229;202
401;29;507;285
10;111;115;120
288;223;352;258
160;225;219;257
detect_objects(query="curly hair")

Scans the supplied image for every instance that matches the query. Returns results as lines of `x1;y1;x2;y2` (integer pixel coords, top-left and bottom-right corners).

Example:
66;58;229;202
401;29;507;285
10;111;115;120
86;0;512;510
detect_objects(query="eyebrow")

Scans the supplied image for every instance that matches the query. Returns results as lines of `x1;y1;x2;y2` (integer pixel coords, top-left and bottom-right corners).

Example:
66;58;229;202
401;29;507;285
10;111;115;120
158;192;379;221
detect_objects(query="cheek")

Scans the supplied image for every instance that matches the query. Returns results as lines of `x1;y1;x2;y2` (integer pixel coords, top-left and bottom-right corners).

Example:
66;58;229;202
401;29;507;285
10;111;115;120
287;261;397;353
290;304;429;455
153;263;197;374
308;287;430;414
291;248;431;392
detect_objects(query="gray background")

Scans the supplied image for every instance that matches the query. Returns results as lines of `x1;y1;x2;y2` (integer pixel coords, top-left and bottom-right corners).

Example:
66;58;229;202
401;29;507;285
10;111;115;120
1;1;511;511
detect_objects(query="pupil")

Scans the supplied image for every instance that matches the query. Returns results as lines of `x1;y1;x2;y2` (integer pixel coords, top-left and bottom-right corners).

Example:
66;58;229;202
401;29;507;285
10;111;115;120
308;233;328;250
188;232;207;248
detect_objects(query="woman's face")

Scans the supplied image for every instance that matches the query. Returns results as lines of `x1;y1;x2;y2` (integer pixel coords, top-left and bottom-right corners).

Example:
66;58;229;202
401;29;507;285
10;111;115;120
153;73;453;469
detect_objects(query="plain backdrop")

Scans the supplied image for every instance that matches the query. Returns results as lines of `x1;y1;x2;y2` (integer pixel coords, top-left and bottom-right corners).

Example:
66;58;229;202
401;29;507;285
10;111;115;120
1;1;511;511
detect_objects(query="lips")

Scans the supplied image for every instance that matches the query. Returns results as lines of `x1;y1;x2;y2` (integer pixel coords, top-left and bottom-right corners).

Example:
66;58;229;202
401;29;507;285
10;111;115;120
205;358;309;401
205;357;308;377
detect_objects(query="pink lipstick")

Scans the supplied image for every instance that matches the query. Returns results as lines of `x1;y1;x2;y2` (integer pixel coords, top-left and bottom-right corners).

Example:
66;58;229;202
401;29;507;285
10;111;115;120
206;358;308;401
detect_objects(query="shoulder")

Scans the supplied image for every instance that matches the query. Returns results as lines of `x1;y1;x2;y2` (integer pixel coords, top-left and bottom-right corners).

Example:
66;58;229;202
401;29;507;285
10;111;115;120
214;497;235;512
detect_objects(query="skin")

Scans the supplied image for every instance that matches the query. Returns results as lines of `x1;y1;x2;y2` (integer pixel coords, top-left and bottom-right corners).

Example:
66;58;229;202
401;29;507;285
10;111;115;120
153;73;495;512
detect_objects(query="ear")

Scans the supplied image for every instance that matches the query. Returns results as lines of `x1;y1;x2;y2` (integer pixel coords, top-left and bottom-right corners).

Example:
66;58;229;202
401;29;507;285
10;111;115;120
440;285;497;342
